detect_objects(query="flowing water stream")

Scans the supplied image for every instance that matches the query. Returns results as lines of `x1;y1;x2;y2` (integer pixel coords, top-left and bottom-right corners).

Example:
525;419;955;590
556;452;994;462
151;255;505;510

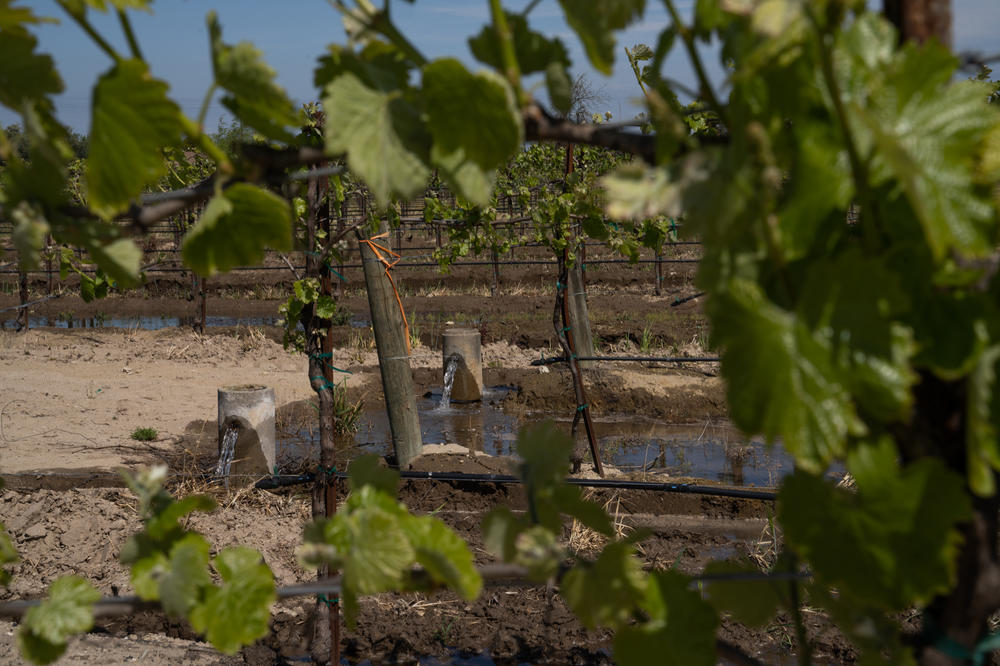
438;356;459;410
215;423;240;488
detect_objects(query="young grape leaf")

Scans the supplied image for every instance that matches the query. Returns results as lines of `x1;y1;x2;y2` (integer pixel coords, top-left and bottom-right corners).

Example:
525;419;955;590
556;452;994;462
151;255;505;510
189;547;276;654
482;506;523;562
158;532;213;617
86;58;183;220
182;183;293;276
10;202;50;270
779;439;971;609
207;12;300;142
709;280;862;471
561;541;647;629
614;570;718;666
422;58;521;206
468;11;570;74
557;0;646;75
322;72;430;206
0;31;62;110
17;576;101;665
545;62;573;116
402;514;482;600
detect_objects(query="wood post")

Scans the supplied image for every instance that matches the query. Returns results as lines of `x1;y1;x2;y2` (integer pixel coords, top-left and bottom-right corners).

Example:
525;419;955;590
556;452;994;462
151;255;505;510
358;226;423;468
16;268;28;331
566;261;595;369
491;248;500;297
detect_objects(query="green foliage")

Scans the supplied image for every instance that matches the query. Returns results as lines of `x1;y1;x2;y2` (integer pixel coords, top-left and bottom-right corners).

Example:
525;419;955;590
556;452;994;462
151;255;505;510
17;576;100;665
130;426;157;441
299;455;482;625
557;0;646;75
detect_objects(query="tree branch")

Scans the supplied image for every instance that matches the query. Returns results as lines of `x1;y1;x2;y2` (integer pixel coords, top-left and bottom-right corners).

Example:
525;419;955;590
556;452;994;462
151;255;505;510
523;103;658;164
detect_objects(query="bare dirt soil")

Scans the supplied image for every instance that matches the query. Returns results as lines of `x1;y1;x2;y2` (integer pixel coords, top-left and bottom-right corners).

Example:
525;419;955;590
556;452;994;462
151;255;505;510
0;245;855;664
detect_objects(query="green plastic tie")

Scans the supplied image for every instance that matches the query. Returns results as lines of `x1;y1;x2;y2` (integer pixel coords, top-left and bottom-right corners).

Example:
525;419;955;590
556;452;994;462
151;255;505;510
317;594;339;607
576;404;588;412
562;326;572;332
923;616;1000;665
556;281;565;290
310;375;335;390
317;465;337;478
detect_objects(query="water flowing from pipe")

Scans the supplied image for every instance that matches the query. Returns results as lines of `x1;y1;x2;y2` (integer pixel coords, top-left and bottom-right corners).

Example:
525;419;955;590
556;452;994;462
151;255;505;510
215;423;239;487
438;356;459;410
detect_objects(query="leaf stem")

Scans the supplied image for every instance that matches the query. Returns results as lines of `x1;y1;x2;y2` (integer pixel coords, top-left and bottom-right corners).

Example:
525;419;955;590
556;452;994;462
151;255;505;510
661;0;725;121
197;83;219;132
56;1;122;63
520;0;542;17
624;46;650;97
116;9;144;62
809;8;878;242
489;0;525;106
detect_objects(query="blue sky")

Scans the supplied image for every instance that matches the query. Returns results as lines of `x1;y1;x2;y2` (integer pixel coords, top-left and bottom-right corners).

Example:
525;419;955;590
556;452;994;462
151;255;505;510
2;0;998;134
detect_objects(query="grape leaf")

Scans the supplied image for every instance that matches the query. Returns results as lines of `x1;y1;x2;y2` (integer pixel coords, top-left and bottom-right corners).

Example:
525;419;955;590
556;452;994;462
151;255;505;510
315;41;412;92
797;250;916;420
0;0;56;34
87;238;142;286
158;533;213;617
561;541;647;629
557;0;646;75
779;439;971;609
207;12;300;142
709;280;862;471
17;576;101;665
403;514;482;600
189;547;276;654
86;58;183;219
322;72;430;206
468;11;570;74
10;202;49;270
0;31;62;110
422;58;521;205
615;570;718;666
545;62;572;116
182;183;293;276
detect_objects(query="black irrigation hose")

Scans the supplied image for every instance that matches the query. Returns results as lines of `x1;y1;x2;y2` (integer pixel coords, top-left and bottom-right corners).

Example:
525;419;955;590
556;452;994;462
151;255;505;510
530;355;720;366
672;291;706;307
255;470;776;501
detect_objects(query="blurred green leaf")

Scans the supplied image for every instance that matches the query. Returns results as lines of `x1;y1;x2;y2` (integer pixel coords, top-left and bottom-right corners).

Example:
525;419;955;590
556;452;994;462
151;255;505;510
468;11;570;74
348;454;399;495
189;547;275;654
423;58;521;205
207;12;300;142
557;0;646;75
182;183;292;276
0;31;62;109
158;533;212;618
403;514;482;599
0;521;17;586
702;560;780;627
17;576;100;665
615;570;718;666
780;439;971;609
86;58;183;219
323;72;430;206
710;280;862;471
561;541;646;629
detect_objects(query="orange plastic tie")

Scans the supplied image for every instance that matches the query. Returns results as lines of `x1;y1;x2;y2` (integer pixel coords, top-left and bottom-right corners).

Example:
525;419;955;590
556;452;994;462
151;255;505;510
360;232;410;355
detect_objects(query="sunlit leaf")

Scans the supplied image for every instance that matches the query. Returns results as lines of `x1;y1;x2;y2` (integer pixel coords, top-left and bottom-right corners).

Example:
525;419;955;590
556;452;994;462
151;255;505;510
87;58;183;219
561;541;646;629
323;72;430;206
0;30;62;110
468;11;570;74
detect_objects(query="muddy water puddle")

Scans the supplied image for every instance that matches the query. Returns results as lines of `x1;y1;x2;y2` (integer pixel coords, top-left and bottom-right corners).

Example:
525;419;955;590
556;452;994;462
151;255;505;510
278;388;829;487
